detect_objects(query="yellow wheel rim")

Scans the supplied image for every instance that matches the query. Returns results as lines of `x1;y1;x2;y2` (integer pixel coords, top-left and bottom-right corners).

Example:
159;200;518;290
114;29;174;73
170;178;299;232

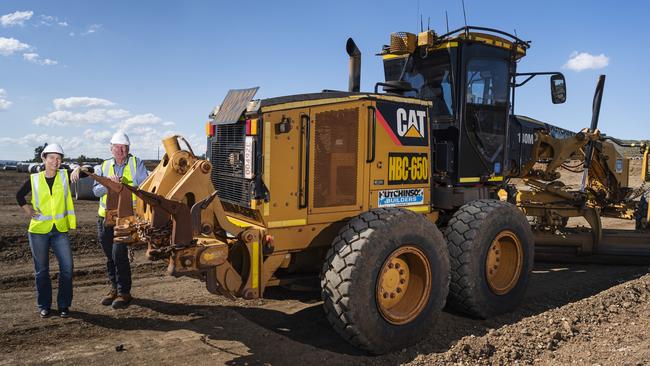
376;246;431;325
485;230;523;295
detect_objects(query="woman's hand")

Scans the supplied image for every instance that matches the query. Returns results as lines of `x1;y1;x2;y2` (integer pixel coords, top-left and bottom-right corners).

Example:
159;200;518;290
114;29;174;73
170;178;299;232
21;205;40;219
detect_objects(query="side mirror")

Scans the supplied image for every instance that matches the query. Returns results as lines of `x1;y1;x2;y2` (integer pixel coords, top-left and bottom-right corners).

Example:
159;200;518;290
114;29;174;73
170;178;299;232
550;74;566;104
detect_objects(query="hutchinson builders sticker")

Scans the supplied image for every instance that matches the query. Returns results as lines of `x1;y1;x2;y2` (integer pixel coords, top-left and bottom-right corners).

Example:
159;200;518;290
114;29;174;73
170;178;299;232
378;188;424;208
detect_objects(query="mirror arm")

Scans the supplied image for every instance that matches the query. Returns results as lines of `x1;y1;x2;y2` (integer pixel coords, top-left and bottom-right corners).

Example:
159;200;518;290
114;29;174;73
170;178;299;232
514;72;563;88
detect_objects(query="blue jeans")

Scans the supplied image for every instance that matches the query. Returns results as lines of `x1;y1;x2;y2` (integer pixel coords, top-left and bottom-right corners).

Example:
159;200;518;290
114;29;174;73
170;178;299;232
28;228;74;311
97;218;131;294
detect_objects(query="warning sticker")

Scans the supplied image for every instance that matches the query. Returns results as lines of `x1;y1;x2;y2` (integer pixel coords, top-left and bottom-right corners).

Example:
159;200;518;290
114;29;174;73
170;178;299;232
378;188;424;208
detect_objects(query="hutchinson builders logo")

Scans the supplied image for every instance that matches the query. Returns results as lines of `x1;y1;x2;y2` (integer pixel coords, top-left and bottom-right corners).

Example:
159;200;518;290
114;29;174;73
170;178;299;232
378;188;424;208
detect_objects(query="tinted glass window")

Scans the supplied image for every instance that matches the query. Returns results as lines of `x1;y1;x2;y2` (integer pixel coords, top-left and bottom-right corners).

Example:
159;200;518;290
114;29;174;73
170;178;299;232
466;59;508;106
402;53;454;117
465;58;509;165
383;52;454;118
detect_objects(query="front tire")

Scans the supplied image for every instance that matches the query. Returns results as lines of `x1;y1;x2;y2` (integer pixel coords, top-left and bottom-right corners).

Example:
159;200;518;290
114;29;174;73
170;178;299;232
321;208;449;354
443;199;534;318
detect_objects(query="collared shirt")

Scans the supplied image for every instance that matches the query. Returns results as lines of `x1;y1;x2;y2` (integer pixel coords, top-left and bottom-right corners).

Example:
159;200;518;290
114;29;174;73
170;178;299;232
92;154;149;197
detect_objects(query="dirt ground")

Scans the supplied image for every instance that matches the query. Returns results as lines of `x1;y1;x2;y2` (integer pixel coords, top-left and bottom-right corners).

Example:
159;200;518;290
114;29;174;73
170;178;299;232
1;167;649;366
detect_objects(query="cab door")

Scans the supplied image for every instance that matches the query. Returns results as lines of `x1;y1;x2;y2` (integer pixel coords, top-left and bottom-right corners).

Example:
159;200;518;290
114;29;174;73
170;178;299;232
459;44;511;180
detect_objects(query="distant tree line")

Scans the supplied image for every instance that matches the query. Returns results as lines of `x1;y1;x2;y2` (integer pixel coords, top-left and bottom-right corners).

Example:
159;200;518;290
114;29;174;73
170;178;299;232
32;143;103;164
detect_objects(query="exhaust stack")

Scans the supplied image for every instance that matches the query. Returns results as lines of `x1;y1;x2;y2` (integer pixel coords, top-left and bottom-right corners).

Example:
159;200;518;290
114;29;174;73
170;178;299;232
346;38;361;92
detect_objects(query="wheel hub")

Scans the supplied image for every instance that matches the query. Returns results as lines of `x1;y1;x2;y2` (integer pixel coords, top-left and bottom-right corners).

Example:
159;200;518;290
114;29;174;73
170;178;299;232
376;246;431;325
486;230;523;295
378;257;410;308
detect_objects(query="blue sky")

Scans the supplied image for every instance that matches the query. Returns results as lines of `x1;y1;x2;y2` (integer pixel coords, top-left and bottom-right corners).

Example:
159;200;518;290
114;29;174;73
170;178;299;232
1;0;648;161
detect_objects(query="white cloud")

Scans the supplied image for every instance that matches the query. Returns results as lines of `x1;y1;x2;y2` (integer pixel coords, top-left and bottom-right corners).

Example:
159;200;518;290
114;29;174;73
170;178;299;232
83;129;112;142
26;96;188;159
564;51;609;72
0;88;12;111
53;97;115;110
0;37;31;56
38;14;68;27
23;52;58;66
1;10;33;27
34;108;131;126
116;113;177;131
82;24;102;35
0;133;84;150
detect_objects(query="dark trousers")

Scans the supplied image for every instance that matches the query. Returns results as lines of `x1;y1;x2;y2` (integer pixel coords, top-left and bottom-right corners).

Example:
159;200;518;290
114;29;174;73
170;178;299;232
97;217;131;295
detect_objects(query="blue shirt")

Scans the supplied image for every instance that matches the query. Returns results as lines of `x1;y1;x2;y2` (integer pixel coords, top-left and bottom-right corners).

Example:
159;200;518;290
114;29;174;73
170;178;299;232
92;154;149;197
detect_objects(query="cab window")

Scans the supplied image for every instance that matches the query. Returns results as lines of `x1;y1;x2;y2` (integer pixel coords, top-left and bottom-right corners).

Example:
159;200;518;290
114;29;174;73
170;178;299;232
465;58;509;165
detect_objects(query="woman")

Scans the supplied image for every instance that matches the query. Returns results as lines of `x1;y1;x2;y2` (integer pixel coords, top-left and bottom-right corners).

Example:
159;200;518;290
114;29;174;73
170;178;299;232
16;144;84;318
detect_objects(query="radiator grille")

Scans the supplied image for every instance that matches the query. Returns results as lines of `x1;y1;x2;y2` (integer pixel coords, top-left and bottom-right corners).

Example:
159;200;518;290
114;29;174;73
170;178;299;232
313;108;359;208
210;122;252;207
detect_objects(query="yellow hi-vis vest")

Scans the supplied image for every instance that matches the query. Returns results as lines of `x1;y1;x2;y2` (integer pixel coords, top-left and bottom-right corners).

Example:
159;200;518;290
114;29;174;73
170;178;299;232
98;156;137;218
28;169;76;234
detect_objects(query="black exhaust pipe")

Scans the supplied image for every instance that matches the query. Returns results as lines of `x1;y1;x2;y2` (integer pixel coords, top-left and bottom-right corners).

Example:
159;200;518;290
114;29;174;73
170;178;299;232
580;74;606;192
346;38;361;92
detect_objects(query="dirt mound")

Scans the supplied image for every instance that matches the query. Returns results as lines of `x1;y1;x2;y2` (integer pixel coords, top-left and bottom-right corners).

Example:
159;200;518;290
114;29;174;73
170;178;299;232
409;273;650;365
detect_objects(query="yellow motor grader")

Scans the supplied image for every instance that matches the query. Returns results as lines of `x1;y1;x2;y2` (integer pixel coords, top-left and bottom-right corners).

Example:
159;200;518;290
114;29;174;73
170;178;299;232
89;26;650;354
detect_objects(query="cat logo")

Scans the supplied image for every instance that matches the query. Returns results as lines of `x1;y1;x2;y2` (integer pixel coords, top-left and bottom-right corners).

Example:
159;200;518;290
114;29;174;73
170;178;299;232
375;102;428;147
397;108;426;138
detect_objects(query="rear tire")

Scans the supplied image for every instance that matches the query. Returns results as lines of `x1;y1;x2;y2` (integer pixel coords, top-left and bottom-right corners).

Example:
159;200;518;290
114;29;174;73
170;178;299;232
321;208;449;354
443;199;533;318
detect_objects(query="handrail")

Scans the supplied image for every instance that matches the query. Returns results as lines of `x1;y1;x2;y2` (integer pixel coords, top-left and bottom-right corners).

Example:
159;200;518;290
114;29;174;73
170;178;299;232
366;106;376;163
298;114;311;209
437;25;531;49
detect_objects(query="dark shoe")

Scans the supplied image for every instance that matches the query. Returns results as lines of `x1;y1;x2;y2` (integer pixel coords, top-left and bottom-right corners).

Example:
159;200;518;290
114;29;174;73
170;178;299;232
39;309;51;318
101;287;118;306
58;308;70;318
112;294;133;309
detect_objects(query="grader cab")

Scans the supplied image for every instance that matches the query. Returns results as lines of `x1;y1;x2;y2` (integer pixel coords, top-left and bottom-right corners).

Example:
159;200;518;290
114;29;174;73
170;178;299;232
89;26;650;354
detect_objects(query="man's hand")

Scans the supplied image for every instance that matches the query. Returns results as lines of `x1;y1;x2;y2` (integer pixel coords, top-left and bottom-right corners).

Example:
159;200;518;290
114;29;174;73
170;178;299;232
109;175;121;183
70;167;81;183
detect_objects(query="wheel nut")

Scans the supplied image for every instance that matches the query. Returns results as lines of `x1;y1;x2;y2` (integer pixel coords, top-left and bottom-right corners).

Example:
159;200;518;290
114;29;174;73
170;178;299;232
399;269;405;275
390;293;396;299
400;279;406;284
383;293;388;299
396;287;402;293
388;263;394;269
395;263;400;269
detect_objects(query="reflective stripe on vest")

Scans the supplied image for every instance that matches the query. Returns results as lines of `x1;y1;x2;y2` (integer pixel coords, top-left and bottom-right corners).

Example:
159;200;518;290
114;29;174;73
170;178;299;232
98;156;137;217
28;169;77;234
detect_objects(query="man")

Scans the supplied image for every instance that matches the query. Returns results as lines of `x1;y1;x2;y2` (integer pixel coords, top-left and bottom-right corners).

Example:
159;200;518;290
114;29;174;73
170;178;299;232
93;132;148;309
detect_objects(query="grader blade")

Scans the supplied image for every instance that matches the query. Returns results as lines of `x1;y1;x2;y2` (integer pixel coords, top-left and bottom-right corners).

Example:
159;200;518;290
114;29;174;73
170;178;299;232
534;229;650;265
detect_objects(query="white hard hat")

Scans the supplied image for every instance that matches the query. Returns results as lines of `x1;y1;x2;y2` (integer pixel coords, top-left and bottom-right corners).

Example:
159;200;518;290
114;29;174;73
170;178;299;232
41;143;64;159
110;131;130;146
